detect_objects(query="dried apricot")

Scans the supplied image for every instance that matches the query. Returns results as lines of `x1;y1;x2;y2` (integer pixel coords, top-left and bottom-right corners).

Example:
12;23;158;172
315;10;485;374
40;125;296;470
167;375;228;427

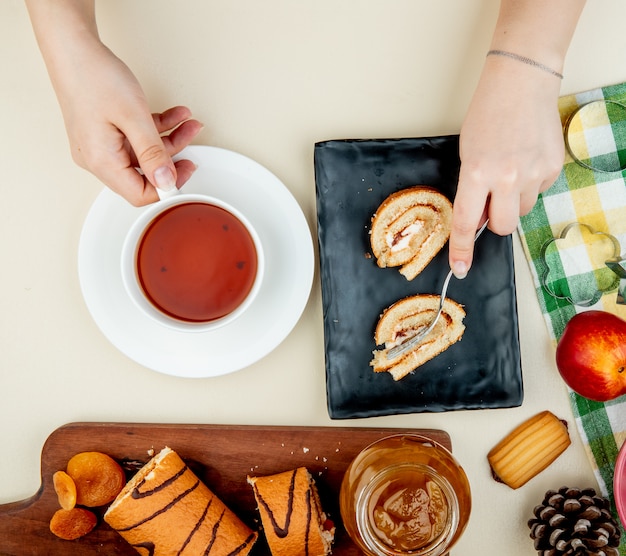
52;470;77;510
66;451;126;507
50;508;97;540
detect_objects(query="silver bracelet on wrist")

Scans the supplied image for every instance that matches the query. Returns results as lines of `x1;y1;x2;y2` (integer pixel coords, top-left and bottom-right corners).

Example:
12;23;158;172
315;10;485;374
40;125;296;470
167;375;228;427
487;49;563;79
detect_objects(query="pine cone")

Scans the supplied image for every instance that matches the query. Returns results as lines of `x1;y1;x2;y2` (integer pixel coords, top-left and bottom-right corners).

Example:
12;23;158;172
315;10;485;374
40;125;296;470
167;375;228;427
528;487;621;556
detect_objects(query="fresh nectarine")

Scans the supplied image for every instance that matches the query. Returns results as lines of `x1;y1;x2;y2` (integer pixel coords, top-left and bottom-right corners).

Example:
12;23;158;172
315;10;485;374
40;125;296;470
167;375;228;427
556;310;626;402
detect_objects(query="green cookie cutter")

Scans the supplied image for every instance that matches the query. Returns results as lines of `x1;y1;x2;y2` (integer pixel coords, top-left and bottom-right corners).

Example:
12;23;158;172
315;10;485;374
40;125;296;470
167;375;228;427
606;256;626;305
539;222;622;307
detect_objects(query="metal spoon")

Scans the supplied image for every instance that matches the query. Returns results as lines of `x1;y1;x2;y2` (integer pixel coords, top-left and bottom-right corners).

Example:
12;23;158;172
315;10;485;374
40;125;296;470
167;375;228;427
386;220;489;360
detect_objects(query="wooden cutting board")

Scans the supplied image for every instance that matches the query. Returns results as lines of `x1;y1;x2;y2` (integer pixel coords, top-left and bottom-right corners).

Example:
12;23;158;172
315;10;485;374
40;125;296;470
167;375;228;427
0;422;451;555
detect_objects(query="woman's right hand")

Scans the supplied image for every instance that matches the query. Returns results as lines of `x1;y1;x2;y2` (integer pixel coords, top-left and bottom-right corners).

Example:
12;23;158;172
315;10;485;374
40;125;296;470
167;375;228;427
59;46;202;206
26;0;203;205
50;41;203;205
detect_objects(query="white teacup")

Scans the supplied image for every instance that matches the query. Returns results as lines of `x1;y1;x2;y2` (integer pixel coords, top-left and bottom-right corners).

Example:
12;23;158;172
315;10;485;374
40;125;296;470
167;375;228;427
121;193;264;332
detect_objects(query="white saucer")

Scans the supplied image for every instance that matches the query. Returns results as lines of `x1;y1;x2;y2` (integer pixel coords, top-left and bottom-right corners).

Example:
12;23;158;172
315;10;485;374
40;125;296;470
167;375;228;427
78;146;314;378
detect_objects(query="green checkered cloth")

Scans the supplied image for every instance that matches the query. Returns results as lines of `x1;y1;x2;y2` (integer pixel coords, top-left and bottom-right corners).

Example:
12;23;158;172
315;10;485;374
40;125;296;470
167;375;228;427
518;81;626;545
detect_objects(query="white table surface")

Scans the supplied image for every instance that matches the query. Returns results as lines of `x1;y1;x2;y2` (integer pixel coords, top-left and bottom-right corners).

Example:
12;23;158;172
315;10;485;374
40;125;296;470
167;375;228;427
1;1;625;554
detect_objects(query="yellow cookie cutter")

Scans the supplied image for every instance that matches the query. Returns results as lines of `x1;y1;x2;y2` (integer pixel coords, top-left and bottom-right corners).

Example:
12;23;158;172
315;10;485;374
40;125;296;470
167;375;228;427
564;99;626;174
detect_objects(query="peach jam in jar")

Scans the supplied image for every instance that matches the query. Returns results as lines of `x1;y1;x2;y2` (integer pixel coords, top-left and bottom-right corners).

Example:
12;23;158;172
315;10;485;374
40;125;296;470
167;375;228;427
339;434;471;556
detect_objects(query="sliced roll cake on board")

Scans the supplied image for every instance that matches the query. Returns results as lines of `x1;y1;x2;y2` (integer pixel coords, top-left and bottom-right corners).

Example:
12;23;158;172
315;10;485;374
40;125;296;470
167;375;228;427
247;467;335;556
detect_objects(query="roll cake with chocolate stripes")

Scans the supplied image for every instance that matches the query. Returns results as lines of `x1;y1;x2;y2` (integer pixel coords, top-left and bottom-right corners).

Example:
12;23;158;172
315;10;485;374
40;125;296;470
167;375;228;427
247;467;334;556
104;447;257;556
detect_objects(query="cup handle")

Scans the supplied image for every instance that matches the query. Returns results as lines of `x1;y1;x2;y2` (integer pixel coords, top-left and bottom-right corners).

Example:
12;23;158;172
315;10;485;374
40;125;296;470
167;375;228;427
156;186;179;201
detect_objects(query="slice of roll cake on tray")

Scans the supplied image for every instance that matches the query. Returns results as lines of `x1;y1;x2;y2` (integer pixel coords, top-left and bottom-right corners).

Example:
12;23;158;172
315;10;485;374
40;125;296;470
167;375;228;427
247;467;335;556
371;294;466;381
104;447;257;556
370;186;453;280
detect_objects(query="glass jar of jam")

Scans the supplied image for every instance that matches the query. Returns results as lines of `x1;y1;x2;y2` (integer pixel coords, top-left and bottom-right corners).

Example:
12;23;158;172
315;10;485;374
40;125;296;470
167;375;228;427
339;434;471;556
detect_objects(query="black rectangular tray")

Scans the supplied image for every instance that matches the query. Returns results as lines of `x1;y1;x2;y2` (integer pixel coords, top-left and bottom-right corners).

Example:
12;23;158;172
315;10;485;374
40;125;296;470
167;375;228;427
314;136;523;419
